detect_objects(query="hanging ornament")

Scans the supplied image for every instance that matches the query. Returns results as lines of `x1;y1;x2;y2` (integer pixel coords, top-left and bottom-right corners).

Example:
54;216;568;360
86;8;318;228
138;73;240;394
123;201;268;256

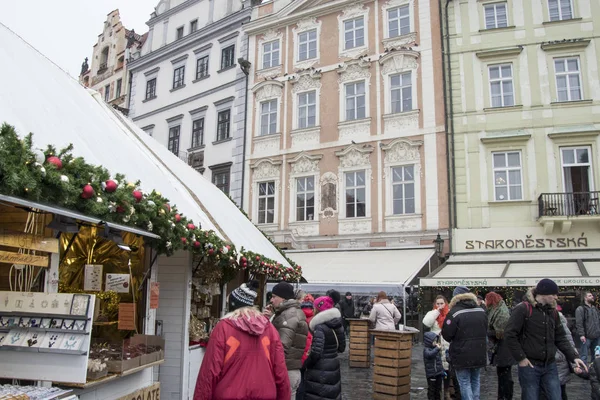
222;246;228;254
81;184;95;199
193;241;201;248
103;180;118;193
255;256;261;262
127;182;135;188
46;156;63;170
208;248;214;256
166;241;172;249
33;149;45;164
187;223;195;230
148;221;153;231
181;237;188;245
35;163;46;177
155;191;162;197
175;214;182;222
116;205;125;213
147;200;156;208
60;175;69;183
132;190;143;203
164;203;171;212
96;197;103;203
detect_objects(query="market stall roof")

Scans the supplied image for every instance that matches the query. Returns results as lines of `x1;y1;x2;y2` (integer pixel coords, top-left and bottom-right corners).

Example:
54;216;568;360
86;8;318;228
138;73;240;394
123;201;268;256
0;24;289;267
420;251;600;287
0;193;161;239
284;247;435;294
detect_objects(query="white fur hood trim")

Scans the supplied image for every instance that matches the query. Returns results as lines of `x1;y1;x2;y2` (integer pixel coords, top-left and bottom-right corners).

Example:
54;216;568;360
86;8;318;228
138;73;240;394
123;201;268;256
310;308;342;331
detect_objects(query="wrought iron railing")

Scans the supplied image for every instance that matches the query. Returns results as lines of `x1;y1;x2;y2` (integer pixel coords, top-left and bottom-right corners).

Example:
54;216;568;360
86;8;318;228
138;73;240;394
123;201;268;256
538;191;600;217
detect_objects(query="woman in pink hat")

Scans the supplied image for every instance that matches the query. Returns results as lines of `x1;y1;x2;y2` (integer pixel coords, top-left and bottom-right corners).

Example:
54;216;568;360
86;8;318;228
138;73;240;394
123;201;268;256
303;296;345;400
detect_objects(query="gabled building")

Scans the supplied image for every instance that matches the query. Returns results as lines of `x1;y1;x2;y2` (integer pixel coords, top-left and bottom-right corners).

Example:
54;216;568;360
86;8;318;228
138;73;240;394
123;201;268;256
79;9;146;111
243;0;449;294
127;0;252;207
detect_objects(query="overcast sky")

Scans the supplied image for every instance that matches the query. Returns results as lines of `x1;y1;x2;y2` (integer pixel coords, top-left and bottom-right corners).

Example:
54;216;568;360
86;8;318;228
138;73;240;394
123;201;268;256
0;0;155;78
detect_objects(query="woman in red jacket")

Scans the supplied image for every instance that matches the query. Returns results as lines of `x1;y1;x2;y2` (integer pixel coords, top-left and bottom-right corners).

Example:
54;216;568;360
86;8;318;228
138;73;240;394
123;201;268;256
194;281;291;400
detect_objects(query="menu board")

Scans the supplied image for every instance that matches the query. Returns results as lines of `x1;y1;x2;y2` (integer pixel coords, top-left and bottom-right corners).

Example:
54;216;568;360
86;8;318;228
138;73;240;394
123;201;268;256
106;273;130;293
84;264;102;291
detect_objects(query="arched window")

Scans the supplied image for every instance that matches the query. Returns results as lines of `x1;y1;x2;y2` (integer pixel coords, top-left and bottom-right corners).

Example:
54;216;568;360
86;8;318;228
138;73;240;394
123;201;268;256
99;47;109;72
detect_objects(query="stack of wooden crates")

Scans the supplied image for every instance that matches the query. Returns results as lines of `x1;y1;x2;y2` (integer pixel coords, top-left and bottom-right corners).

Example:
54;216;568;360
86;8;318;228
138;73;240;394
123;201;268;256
347;319;370;368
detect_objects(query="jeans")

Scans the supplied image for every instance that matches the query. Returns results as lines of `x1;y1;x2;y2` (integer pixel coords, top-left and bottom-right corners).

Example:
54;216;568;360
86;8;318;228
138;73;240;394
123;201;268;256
497;365;514;400
288;369;301;400
454;368;481;400
580;337;600;362
517;362;561;400
427;375;443;400
295;369;305;400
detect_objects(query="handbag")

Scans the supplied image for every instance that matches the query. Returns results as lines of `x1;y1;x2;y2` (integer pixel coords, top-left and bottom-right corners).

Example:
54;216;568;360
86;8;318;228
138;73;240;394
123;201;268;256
382;303;399;330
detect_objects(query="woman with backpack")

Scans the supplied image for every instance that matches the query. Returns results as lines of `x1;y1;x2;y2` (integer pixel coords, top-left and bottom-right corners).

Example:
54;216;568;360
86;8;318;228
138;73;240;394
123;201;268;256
369;291;401;330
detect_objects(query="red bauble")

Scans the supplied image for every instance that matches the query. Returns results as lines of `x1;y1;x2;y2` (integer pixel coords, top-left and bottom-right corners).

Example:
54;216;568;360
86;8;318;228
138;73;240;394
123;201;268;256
181;237;187;245
164;203;171;212
132;190;143;203
187;223;195;230
208;248;214;256
104;180;117;193
255;256;261;261
46;156;63;170
193;241;200;248
116;205;125;213
174;214;181;222
241;257;247;263
81;184;94;199
260;261;265;266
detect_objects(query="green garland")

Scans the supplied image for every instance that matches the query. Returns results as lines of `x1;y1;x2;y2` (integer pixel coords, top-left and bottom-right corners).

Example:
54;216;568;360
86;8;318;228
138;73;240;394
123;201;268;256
0;123;302;281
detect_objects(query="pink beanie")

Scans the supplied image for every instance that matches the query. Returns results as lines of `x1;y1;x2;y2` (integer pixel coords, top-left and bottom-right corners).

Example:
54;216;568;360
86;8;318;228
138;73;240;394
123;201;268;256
314;296;334;312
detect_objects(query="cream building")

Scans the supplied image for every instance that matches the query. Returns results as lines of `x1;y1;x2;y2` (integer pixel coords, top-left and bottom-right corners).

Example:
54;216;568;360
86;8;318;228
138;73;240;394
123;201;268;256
422;0;600;290
243;0;449;294
79;9;145;111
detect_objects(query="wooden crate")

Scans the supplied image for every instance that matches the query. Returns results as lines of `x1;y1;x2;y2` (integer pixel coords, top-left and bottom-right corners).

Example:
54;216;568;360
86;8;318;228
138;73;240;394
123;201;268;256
347;319;371;368
371;329;417;400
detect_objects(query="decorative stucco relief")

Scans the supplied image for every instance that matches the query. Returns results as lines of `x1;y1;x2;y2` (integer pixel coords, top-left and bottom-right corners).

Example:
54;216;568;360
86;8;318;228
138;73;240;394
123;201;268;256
385;216;422;232
320;172;338;218
257;66;282;80
337;61;372;85
252;159;281;180
338;119;371;141
253;134;281;156
253;82;283;101
289;153;322;175
292;73;322;94
380;52;419;76
290;222;320;237
381;138;423;164
336;145;374;168
382;32;417;51
338;219;372;235
291;127;320;149
383;111;419;135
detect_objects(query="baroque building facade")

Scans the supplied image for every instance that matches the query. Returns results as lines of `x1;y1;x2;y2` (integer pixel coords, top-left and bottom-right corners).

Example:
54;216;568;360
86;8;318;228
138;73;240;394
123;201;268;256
421;0;600;289
79;9;145;111
127;0;252;206
243;0;449;251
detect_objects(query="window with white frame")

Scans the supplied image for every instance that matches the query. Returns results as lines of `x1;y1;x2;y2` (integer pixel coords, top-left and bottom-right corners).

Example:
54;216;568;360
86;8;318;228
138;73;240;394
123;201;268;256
554;57;582;102
298;29;317;61
548;0;573;21
262;40;280;69
391;165;415;214
343;17;365;50
298;91;317;129
484;2;508;29
345;170;366;218
260;99;278;135
296;176;315;221
390;72;412;113
493;151;523;201
345;81;366;120
489;64;514;107
388;5;410;37
258;181;276;224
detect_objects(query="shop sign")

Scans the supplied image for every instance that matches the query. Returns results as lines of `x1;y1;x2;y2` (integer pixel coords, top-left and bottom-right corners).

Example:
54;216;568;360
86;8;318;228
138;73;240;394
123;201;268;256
0;231;58;253
150;282;159;309
454;227;599;252
106;273;130;293
116;382;160;400
0;250;48;267
420;277;600;287
84;264;102;291
118;303;136;330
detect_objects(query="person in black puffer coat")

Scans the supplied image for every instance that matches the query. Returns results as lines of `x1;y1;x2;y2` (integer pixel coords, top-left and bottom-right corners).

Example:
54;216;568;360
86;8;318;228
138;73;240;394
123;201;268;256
304;295;346;400
423;331;445;400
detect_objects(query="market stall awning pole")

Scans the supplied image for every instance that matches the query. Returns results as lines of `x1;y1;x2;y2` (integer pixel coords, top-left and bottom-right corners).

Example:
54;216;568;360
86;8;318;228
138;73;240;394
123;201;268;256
403;288;407;327
138;248;160;292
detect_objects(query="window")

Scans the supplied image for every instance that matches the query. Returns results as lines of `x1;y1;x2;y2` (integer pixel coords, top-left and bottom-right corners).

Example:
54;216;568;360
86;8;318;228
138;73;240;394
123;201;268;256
217;110;231;141
221;45;235;70
260;100;278;135
191;118;204;148
176;27;184;40
258;181;275;224
493;151;522;201
99;47;109;71
104;84;110;102
262;41;280;69
345;81;366;120
298;30;317;61
345;171;366;218
548;0;573;21
390;72;412;113
298;91;317;129
555;57;582;102
561;147;592;206
115;79;122;98
388;5;410;37
391;166;415;214
489;64;514;107
145;78;156;99
344;17;365;50
190;20;198;33
212;167;231;195
188;152;204;173
484;3;508;29
296;176;315;221
173;66;185;89
196;56;209;80
168;126;181;155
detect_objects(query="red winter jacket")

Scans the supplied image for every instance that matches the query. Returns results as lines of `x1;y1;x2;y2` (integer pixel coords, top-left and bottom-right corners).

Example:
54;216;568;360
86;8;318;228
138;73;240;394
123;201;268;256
194;307;291;400
301;307;314;364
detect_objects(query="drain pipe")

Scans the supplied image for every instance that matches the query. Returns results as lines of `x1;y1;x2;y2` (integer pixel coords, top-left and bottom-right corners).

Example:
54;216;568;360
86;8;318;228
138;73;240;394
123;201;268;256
239;32;251;209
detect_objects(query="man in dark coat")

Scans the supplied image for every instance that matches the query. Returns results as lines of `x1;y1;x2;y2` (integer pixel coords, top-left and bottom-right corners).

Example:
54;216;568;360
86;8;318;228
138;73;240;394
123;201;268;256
442;286;487;400
339;292;355;336
576;291;600;362
504;278;587;400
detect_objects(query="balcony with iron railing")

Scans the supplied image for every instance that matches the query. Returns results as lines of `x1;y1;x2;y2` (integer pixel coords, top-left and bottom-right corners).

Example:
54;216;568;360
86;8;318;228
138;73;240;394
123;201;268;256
538;191;600;233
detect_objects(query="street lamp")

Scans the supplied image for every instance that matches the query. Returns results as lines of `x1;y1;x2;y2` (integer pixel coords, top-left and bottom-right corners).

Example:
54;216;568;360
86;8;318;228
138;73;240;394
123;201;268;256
433;233;445;259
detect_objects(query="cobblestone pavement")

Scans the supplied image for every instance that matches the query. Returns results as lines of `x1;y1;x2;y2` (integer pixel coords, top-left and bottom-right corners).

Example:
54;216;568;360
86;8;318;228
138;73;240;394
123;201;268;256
340;341;591;399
